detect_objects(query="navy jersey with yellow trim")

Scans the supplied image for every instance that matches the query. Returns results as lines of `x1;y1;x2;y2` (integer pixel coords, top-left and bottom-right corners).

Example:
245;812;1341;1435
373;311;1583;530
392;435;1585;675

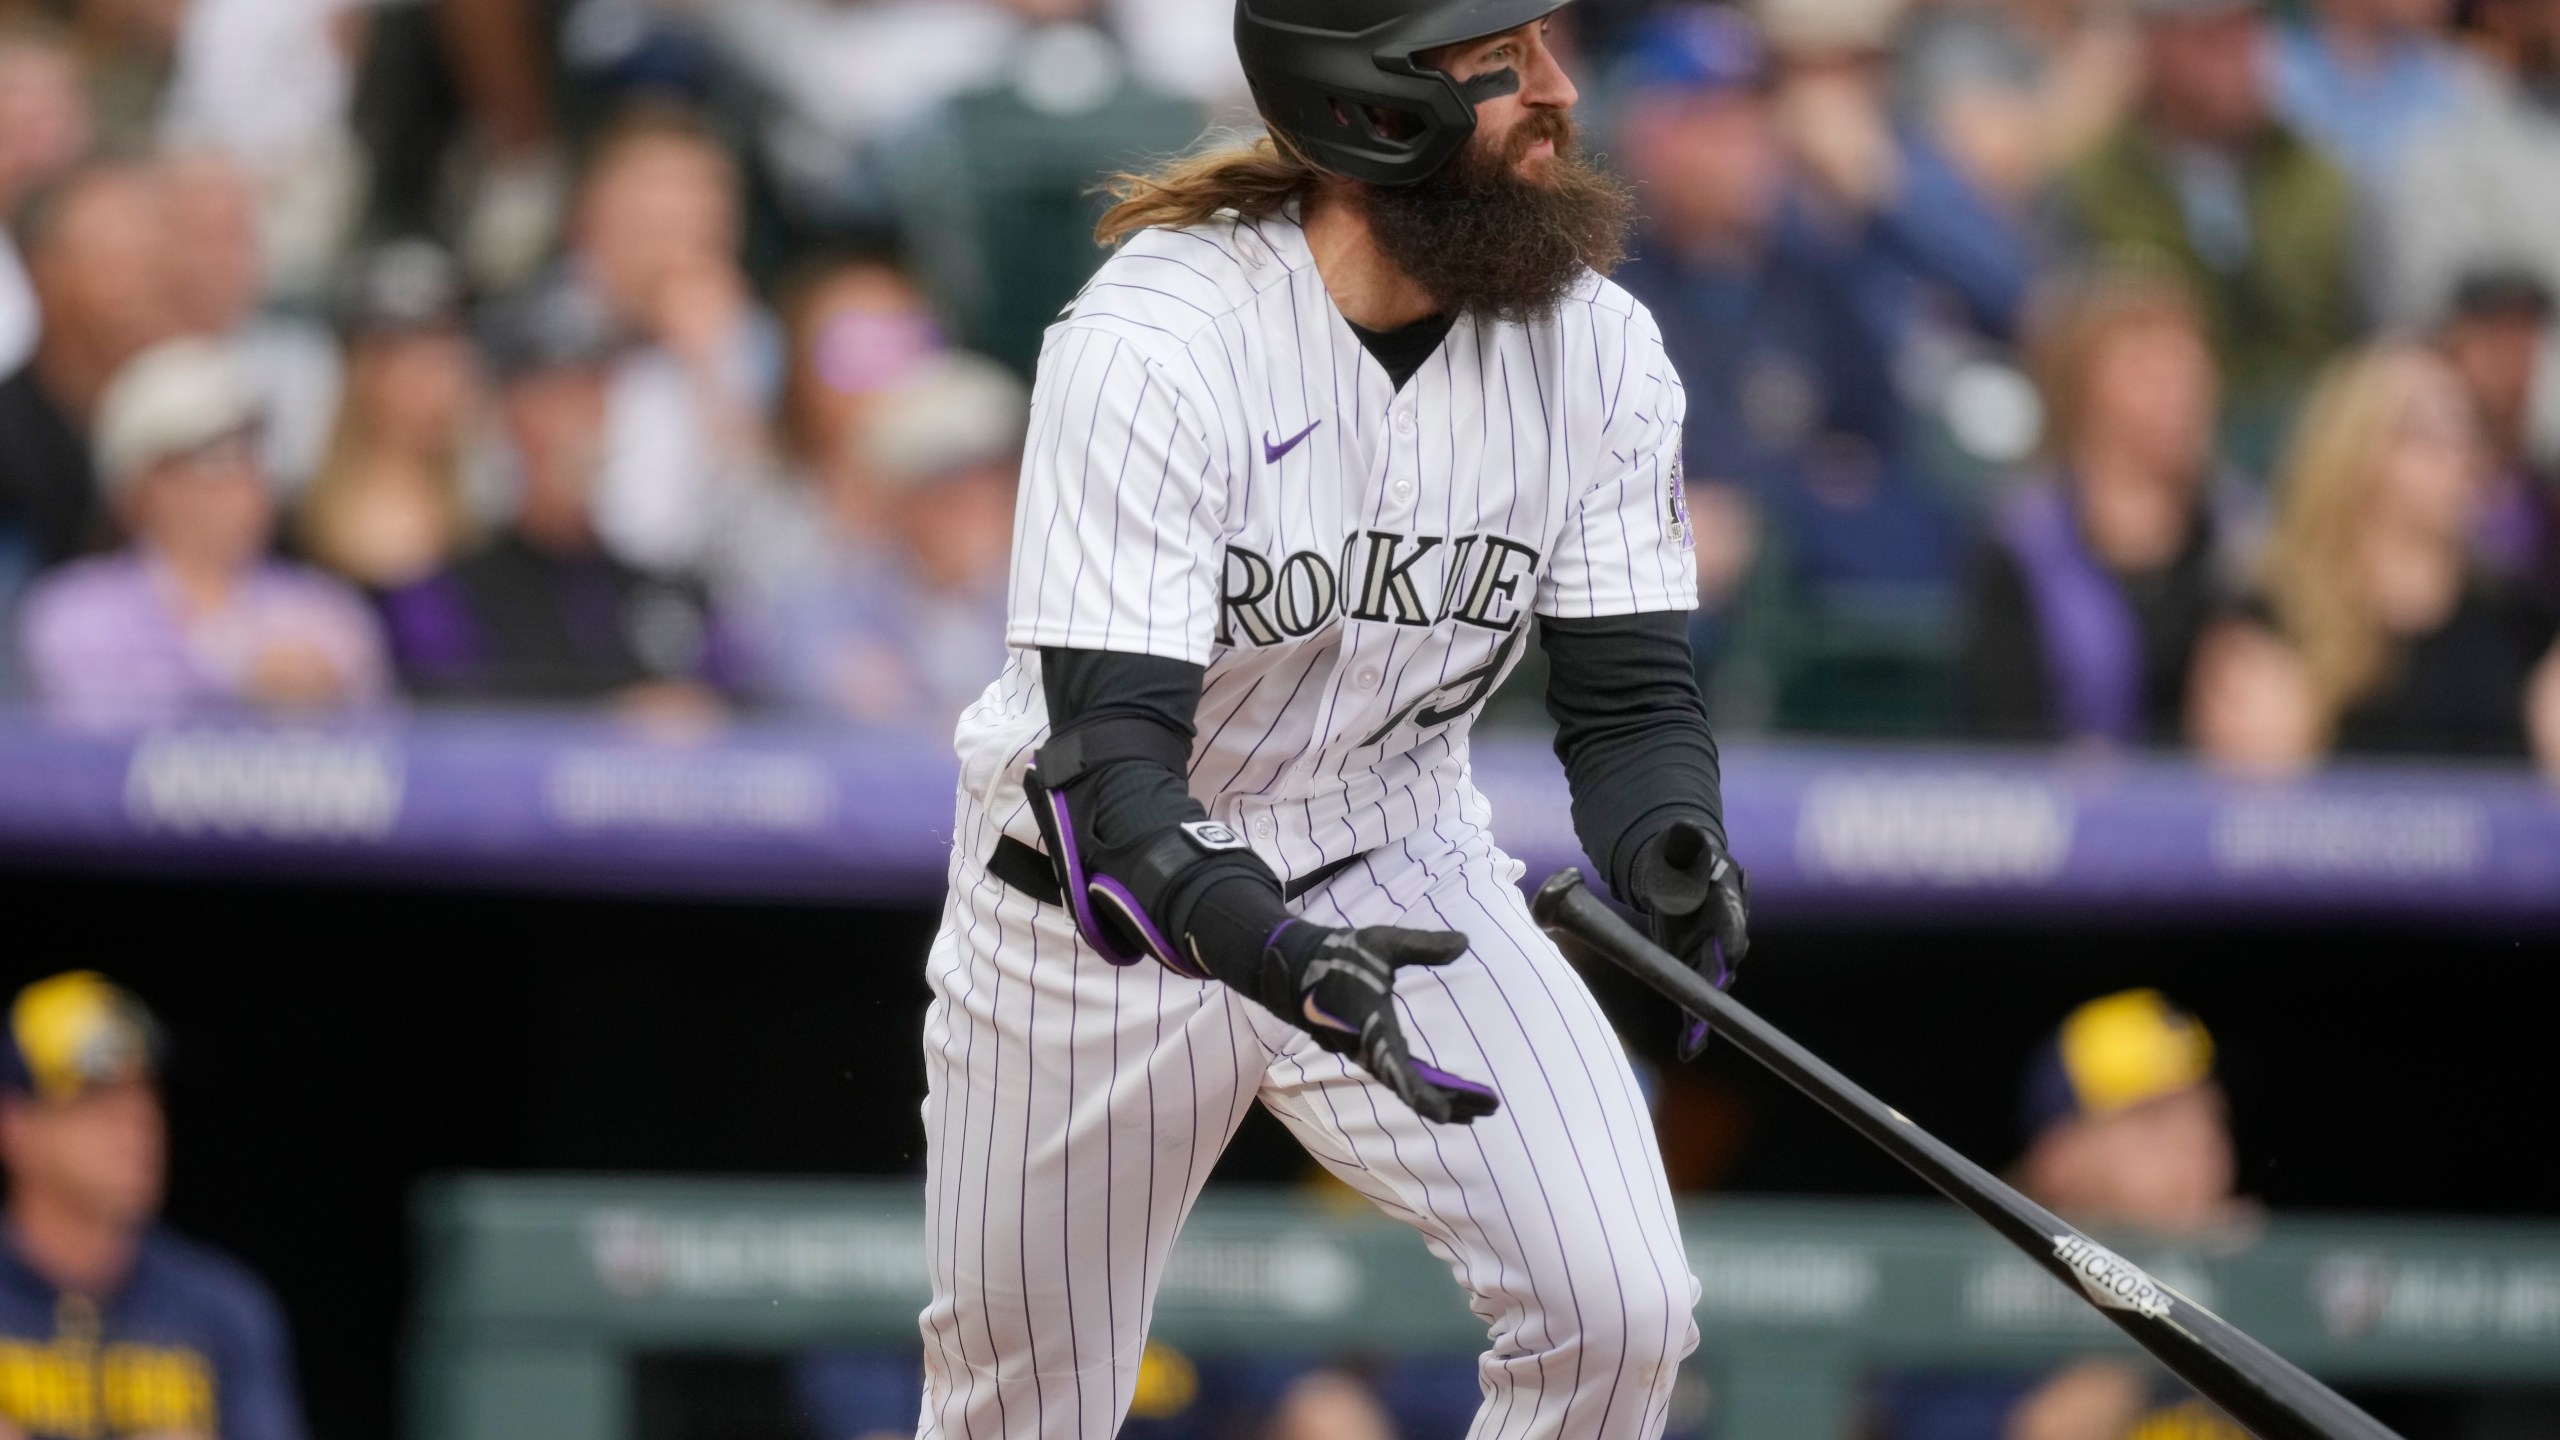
0;1227;305;1440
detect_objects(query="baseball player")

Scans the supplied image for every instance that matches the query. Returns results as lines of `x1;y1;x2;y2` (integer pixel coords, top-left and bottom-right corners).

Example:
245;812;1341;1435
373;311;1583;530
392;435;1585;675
919;4;1753;1437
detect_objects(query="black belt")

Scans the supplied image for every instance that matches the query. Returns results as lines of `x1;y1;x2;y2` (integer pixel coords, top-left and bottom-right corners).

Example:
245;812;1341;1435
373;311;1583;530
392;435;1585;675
988;835;1362;908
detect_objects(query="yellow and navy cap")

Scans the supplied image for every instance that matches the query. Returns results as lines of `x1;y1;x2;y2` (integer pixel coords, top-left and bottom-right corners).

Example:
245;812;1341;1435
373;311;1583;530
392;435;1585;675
0;972;163;1102
2021;989;2215;1141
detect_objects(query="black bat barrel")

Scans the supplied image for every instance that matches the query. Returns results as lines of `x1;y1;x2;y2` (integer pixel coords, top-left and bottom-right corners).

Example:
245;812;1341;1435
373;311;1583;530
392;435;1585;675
1530;869;2401;1440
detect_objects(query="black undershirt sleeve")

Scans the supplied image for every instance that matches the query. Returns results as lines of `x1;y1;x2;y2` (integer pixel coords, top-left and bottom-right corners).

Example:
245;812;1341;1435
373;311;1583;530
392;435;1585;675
1039;648;1294;986
1539;612;1727;906
1037;646;1205;846
1044;615;1728;971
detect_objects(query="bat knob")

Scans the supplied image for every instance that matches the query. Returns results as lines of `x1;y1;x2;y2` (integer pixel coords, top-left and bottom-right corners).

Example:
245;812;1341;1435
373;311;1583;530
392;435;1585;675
1531;869;1587;929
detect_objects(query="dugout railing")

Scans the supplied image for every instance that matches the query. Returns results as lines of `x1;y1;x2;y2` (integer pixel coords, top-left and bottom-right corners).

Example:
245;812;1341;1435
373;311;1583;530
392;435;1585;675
409;1177;2560;1440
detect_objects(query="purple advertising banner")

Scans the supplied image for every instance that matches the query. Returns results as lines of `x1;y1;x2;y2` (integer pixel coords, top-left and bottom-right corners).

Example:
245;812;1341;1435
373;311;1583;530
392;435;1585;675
1;711;2556;922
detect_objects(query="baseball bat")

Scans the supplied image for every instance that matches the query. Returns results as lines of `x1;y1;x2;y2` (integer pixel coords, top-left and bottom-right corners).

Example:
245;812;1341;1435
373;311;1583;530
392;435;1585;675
1530;868;2401;1440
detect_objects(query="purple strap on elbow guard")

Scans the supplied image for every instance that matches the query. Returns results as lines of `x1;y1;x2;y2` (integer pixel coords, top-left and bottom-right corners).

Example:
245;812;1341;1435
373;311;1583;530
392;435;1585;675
1089;874;1214;981
1034;783;1211;980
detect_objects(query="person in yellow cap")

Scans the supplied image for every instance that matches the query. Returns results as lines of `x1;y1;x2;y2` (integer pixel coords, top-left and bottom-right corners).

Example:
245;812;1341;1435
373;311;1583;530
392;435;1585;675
1875;990;2251;1440
2014;988;2245;1236
0;972;306;1440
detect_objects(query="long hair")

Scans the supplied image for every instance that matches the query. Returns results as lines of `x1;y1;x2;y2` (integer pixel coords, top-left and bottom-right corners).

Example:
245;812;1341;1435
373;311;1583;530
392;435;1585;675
1096;132;1325;249
296;344;473;589
2259;344;2452;734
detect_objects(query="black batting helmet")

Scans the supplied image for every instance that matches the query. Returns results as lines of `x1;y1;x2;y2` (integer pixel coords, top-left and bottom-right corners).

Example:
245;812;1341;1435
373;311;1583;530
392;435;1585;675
1236;0;1578;187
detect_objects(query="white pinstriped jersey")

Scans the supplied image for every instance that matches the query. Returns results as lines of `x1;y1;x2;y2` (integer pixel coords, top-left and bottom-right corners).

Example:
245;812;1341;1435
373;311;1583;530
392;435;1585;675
955;207;1697;884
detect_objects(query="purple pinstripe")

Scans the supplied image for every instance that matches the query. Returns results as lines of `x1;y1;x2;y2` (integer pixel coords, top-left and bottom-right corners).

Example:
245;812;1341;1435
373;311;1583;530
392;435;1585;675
921;789;1694;1440
927;211;1702;1440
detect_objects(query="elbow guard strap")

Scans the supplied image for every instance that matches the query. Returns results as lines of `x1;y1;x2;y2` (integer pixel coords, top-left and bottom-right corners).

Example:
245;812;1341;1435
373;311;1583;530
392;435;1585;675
1024;719;1280;982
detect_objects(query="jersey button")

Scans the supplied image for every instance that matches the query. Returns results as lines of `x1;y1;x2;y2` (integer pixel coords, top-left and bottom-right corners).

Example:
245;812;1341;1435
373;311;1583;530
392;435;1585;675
1393;409;1415;436
1252;816;1274;839
1392;478;1414;500
1354;666;1382;690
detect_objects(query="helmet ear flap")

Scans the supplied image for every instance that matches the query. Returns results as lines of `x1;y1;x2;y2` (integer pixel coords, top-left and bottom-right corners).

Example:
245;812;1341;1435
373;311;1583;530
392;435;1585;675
1236;0;1565;186
1249;74;1465;186
1324;97;1430;146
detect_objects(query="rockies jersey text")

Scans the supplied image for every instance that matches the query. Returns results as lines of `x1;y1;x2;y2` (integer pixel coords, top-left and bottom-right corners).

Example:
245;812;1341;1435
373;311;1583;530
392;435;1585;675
956;208;1696;882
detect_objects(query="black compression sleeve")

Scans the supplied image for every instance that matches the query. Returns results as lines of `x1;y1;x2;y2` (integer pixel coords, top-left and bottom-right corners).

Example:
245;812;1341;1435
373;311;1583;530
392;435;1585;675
1039;649;1293;985
1539;613;1727;907
1041;646;1203;748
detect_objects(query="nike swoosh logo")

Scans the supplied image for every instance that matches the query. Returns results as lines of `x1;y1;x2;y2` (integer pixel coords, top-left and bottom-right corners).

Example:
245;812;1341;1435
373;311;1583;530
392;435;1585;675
1264;420;1322;465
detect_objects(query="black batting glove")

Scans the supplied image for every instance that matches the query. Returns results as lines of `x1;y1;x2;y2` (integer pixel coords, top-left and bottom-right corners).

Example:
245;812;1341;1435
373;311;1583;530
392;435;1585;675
1256;922;1502;1125
1630;819;1752;1061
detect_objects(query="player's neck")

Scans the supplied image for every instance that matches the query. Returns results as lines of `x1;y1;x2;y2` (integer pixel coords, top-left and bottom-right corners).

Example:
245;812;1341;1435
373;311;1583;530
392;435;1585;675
1302;184;1442;332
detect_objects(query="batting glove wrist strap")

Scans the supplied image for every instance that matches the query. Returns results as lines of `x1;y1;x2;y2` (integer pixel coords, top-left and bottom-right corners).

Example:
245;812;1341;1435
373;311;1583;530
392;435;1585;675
1631;818;1754;1061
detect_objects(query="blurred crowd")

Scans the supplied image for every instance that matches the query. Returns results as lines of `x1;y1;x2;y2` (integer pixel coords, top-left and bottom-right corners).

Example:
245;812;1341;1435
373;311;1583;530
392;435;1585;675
1;0;2556;773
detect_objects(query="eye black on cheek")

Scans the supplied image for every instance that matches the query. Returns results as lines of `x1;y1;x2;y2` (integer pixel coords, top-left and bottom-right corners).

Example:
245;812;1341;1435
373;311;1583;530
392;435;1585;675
1458;67;1522;105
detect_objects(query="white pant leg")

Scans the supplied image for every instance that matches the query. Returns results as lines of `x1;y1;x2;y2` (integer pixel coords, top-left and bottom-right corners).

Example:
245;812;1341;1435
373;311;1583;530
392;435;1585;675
1252;835;1701;1440
917;814;1267;1440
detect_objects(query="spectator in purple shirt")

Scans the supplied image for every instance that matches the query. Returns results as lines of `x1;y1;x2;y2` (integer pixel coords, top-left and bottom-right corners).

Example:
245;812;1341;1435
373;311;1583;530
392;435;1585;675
15;337;390;728
1962;270;2260;748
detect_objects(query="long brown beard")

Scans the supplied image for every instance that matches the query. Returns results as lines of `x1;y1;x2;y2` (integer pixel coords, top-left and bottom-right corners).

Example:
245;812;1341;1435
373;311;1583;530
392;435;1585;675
1360;109;1635;326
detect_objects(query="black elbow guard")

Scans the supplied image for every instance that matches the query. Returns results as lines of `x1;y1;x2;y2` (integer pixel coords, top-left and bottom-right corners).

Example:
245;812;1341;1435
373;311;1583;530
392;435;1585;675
1023;721;1288;983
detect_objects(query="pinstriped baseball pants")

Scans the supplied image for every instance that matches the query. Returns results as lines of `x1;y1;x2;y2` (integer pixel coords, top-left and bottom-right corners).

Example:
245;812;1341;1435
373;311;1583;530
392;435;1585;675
916;807;1700;1440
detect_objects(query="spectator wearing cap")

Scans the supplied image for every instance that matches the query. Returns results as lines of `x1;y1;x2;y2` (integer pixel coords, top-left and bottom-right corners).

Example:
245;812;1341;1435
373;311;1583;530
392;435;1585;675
2052;0;2359;475
2379;0;2560;471
1609;4;2030;670
2265;0;2484;191
2437;273;2560;600
0;971;309;1440
294;242;482;594
380;278;735;712
2016;989;2240;1232
0;160;184;580
16;337;392;728
754;351;1021;734
1872;989;2249;1440
1962;271;2260;746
